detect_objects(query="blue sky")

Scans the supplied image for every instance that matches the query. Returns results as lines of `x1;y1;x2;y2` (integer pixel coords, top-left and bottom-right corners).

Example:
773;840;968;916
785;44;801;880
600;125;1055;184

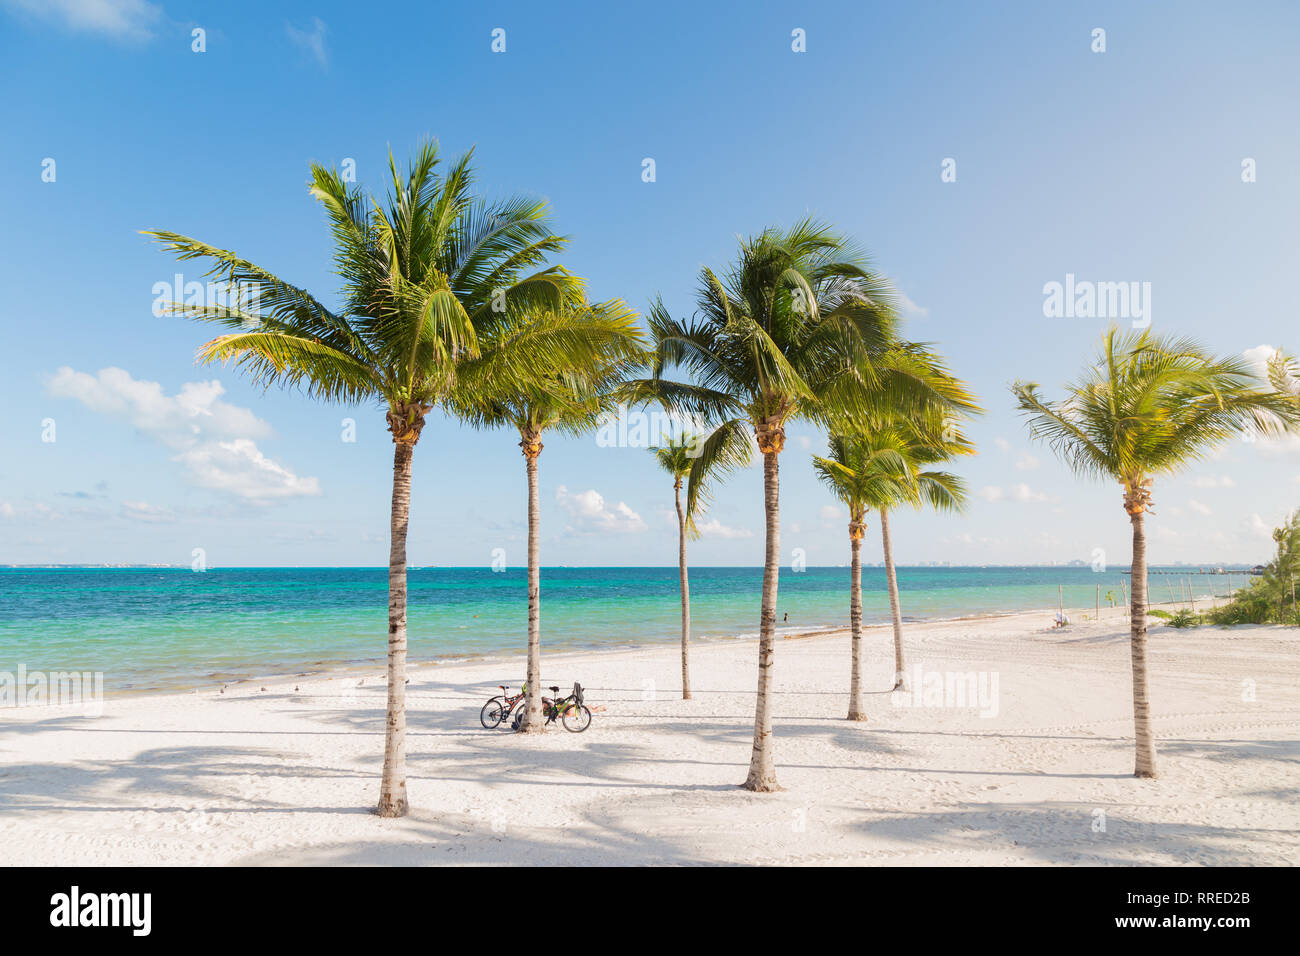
1;0;1297;568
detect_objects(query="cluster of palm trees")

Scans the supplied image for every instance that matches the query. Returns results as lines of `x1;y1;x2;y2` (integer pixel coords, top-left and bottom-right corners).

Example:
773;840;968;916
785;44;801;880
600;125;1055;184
148;140;1298;814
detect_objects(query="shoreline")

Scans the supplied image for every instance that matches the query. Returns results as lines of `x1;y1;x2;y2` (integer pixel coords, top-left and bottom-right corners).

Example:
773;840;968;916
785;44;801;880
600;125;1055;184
18;597;1197;706
3;605;1294;866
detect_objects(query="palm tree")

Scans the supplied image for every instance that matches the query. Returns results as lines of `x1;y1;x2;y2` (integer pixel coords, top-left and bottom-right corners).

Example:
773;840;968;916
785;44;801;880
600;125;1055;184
146;141;580;815
652;440;699;700
814;412;971;716
450;299;644;730
1013;327;1300;777
651;426;751;700
630;221;975;790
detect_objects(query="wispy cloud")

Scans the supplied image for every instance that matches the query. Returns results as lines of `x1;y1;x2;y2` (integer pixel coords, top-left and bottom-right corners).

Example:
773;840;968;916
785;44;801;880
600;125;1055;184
978;482;1052;504
694;517;753;539
897;291;928;318
2;0;162;42
47;367;321;502
121;500;175;523
286;16;328;67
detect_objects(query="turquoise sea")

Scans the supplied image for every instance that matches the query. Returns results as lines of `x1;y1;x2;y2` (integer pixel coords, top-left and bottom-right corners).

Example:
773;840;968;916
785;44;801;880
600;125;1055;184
0;566;1243;693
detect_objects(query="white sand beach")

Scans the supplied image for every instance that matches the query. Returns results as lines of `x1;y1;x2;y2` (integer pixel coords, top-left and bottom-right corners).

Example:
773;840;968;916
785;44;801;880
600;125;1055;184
2;608;1297;866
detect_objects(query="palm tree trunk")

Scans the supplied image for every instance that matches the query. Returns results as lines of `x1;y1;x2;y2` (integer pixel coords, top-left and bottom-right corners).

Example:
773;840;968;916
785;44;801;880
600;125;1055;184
676;479;691;700
519;437;545;732
848;520;865;720
376;440;412;817
881;508;906;690
744;447;782;791
1129;511;1158;777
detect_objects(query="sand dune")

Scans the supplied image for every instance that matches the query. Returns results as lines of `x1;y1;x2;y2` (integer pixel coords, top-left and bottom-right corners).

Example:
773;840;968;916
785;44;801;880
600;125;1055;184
2;608;1296;866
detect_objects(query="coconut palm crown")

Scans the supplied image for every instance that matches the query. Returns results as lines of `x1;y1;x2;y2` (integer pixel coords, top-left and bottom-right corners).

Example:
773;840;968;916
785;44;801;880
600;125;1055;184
1012;326;1300;777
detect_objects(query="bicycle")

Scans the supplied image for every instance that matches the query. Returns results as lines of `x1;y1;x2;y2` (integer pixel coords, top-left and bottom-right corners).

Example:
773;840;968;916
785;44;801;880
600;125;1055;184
480;683;527;729
509;682;592;733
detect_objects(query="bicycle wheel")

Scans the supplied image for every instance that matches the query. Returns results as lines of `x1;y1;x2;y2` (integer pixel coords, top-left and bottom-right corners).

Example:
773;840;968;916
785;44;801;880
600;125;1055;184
480;697;505;729
562;704;592;733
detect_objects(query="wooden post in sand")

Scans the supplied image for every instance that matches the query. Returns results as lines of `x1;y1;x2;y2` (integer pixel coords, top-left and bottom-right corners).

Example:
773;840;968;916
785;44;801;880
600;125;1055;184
1096;583;1100;621
1207;574;1216;609
1121;579;1128;616
1164;574;1177;606
1188;576;1195;613
1058;583;1064;621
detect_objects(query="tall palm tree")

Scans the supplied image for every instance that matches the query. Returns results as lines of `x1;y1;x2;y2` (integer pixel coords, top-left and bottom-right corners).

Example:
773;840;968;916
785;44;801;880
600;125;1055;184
1013;327;1300;778
652;440;699;701
629;221;975;790
451;299;644;730
814;412;972;716
146;141;580;815
651;426;751;700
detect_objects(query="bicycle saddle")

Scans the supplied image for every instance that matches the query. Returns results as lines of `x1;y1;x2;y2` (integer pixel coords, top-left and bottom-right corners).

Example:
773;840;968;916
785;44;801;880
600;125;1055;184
549;685;560;693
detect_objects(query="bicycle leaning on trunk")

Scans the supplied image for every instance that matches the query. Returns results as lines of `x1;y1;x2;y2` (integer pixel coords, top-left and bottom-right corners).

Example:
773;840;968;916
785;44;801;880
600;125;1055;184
504;682;592;733
479;684;526;730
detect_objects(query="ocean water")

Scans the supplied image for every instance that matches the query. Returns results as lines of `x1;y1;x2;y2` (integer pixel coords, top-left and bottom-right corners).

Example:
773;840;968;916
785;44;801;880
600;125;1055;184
0;566;1243;693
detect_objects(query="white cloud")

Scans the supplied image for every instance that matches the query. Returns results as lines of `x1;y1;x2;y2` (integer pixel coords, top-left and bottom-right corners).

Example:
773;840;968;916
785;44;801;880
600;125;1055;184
1243;344;1278;379
1012;483;1050;502
47;367;319;502
1247;513;1274;538
1239;345;1300;454
2;0;162;41
1015;453;1040;471
994;438;1010;453
1190;475;1235;489
694;518;753;539
121;500;175;523
174;440;321;501
0;501;63;521
1187;499;1212;516
979;483;1051;503
819;505;844;520
555;485;646;534
286;16;328;66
